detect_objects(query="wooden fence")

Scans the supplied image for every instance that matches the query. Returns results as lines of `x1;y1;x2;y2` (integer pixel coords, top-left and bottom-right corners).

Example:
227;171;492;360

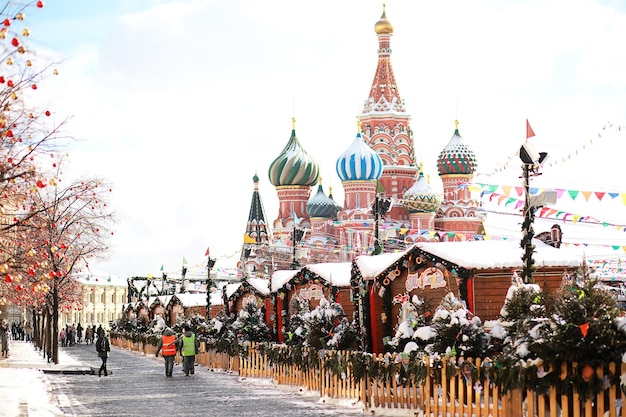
112;338;626;417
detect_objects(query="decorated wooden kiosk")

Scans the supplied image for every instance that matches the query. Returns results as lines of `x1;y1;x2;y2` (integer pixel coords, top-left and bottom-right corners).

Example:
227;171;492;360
166;293;208;324
223;277;273;326
353;239;581;354
271;262;352;343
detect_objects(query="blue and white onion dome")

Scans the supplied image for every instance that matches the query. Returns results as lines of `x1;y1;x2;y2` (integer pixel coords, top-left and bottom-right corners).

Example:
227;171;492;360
336;121;383;182
268;118;319;187
306;178;339;218
403;165;442;213
437;120;477;176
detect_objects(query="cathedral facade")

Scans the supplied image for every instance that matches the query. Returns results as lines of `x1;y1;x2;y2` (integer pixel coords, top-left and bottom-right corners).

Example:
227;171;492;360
240;6;484;279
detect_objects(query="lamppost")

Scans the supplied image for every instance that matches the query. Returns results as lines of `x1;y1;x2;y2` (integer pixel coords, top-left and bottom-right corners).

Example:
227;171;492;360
291;225;304;269
206;256;216;319
519;142;548;284
372;192;392;255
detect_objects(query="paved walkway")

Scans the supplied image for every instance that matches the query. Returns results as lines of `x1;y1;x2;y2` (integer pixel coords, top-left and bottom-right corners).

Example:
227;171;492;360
0;339;85;416
0;340;367;417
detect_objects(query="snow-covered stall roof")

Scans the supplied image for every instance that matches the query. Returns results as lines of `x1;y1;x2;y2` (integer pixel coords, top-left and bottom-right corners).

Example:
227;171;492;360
271;269;300;292
416;239;581;270
171;293;207;308
247;278;270;296
304;262;352;287
148;295;173;307
76;270;127;287
209;290;224;306
355;250;409;280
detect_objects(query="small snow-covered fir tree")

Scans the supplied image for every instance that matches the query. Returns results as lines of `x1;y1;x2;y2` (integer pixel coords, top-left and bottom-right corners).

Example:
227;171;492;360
425;292;487;359
231;300;272;343
388;293;433;353
304;297;361;350
283;295;310;346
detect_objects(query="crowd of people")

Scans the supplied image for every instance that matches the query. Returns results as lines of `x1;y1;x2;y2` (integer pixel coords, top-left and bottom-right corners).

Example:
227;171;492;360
59;323;100;347
0;319;33;357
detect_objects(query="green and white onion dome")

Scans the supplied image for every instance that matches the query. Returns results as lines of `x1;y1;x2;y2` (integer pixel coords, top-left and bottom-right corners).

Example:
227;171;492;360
268;120;319;187
336;131;383;181
403;170;441;213
437;122;477;175
306;183;338;218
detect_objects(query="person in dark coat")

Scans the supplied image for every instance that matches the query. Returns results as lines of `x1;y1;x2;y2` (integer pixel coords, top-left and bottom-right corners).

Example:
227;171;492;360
0;319;9;357
96;331;111;377
155;327;179;377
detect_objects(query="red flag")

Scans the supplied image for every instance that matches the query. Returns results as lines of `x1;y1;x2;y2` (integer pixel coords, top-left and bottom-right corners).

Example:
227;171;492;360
526;119;535;139
204;247;210;256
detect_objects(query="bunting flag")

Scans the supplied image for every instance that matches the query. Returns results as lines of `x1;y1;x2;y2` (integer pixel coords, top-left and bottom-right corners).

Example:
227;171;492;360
526;119;536;139
160;265;163;271
205;247;210;256
182;257;188;265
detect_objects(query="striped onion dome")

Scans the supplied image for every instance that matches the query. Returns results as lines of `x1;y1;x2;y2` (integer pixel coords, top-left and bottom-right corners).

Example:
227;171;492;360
403;168;441;213
268;118;319;187
437;120;477;175
336;128;383;182
306;181;338;218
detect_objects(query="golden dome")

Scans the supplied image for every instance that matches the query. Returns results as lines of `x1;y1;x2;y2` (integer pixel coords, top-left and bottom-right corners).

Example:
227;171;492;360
374;4;394;35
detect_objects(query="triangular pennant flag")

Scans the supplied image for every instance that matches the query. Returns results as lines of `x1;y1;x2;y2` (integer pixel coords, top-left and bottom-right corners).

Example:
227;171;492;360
594;191;606;201
182;257;188;265
581;191;592;202
501;185;512;197
568;190;580;200
514;186;524;197
526;119;536;139
205;247;210;256
243;234;257;244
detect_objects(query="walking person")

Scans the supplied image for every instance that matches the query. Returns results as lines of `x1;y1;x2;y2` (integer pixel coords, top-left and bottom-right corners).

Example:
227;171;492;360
59;327;67;347
180;324;199;376
155;327;179;377
24;321;32;342
77;323;83;344
85;325;93;345
0;319;10;357
95;330;111;377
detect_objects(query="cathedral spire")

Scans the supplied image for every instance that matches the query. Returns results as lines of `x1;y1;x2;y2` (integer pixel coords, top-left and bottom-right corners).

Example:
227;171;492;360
244;173;270;247
362;4;404;115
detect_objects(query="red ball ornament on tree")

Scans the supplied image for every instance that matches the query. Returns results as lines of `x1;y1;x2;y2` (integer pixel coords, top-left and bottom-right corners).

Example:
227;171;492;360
45;110;51;116
3;18;10;27
581;364;594;382
11;37;19;47
36;1;44;8
4;274;12;283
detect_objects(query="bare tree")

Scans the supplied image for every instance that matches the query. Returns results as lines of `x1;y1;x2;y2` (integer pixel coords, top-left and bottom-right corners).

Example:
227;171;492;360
21;174;116;363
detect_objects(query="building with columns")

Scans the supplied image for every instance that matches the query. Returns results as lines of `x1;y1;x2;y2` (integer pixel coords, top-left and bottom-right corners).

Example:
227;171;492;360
59;271;127;330
238;6;484;277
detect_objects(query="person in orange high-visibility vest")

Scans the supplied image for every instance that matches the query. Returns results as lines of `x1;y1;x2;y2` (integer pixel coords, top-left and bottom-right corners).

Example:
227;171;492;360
180;324;199;376
155;327;180;377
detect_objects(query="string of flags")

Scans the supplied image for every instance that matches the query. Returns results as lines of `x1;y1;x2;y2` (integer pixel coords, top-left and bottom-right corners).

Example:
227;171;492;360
475;122;624;178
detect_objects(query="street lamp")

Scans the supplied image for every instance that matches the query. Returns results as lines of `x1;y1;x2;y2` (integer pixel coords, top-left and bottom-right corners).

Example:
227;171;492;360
206;257;216;319
291;225;305;269
372;193;392;255
519;142;548;284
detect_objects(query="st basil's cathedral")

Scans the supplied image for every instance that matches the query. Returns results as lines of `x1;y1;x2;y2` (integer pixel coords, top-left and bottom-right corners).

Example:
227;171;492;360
239;6;484;278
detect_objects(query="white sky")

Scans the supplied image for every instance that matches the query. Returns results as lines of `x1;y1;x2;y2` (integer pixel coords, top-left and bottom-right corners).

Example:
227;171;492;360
23;0;626;279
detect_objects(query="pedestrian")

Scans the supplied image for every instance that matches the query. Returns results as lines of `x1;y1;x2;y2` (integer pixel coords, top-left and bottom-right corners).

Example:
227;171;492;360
23;321;32;342
77;323;83;344
96;324;104;340
85;325;93;345
0;319;10;357
155;327;179;377
95;330;111;377
59;327;67;347
180;324;199;376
